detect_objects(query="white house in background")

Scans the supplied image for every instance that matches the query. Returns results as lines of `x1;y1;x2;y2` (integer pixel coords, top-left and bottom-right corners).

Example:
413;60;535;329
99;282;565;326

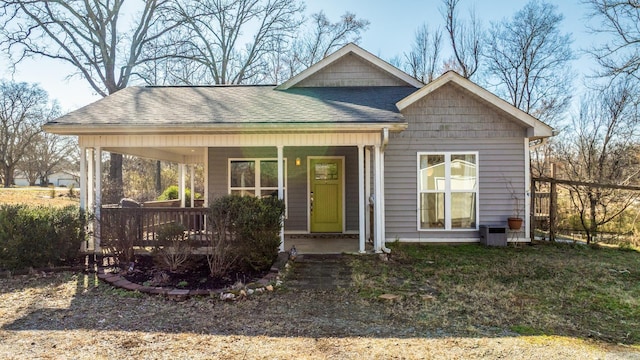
43;43;553;254
13;170;80;188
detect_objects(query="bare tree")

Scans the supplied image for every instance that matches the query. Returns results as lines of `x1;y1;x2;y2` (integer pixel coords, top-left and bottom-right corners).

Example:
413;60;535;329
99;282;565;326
484;1;573;123
0;0;181;201
583;0;640;81
19;132;75;186
403;24;442;83
165;0;305;85
297;11;369;68
557;79;640;243
0;81;57;187
266;11;369;84
441;0;482;79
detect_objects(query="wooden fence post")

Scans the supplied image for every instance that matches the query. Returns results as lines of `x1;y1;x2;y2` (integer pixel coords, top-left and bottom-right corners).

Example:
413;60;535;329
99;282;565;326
530;178;536;242
549;179;557;242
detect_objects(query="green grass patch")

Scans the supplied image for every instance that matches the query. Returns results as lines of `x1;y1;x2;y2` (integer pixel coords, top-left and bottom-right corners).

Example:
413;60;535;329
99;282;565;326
511;325;547;336
349;242;640;344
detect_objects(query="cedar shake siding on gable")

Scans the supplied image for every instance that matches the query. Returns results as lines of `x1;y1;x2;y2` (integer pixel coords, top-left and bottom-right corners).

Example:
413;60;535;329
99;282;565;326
385;83;527;241
295;53;409;88
207;146;360;232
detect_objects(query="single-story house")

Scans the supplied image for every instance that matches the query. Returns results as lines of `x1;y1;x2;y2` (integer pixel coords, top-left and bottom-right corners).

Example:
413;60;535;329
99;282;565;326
13;170;80;188
44;43;553;253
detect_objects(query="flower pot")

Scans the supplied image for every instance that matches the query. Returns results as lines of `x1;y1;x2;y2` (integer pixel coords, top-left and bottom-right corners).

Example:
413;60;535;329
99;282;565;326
508;217;523;230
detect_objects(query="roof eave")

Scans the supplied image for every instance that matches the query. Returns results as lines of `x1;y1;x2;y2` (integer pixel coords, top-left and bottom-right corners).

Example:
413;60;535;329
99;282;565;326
43;122;408;136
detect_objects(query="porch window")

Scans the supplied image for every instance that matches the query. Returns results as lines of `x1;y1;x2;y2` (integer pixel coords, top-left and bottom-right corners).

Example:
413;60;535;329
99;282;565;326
229;158;287;207
418;152;478;230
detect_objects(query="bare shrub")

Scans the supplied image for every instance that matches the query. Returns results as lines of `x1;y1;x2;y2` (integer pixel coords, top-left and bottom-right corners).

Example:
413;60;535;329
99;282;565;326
100;209;138;267
152;223;193;271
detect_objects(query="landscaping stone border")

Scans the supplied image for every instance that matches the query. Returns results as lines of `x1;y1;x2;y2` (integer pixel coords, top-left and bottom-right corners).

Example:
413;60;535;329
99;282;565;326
97;251;290;300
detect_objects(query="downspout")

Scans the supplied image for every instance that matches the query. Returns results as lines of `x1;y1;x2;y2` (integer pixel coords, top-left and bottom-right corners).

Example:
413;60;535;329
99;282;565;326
380;128;391;254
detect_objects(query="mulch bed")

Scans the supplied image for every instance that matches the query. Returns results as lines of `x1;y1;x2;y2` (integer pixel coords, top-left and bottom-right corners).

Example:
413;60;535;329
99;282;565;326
112;255;269;291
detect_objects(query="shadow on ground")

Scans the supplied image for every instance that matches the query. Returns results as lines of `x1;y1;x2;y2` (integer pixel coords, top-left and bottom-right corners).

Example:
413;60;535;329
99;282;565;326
0;254;463;339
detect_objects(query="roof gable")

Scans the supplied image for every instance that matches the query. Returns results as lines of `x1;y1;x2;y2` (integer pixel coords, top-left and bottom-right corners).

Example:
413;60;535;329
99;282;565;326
277;43;423;89
396;71;554;139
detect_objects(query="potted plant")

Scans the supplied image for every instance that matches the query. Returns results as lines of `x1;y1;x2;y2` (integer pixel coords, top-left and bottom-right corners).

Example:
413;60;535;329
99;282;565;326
507;197;523;230
506;179;524;230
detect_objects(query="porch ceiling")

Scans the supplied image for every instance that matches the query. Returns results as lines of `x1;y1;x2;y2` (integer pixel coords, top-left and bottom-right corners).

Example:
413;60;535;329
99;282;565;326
104;146;206;164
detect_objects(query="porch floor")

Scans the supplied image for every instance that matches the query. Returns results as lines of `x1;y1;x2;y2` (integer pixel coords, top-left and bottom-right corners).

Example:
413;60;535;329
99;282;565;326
285;234;373;254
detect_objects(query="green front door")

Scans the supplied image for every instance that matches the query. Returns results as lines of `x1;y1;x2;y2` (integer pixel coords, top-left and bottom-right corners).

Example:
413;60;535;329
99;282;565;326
310;158;343;233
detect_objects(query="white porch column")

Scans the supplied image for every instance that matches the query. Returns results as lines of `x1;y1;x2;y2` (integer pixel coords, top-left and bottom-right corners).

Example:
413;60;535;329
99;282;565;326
277;146;285;252
79;147;87;211
203;148;210;233
365;147;371;243
78;147;88;253
358;145;366;253
381;151;387;248
190;165;195;208
87;148;95;212
373;145;383;253
94;147;102;253
524;138;531;241
179;164;186;207
203;148;209;207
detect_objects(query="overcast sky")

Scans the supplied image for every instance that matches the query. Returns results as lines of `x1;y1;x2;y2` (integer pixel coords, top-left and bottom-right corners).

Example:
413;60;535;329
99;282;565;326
1;0;598;113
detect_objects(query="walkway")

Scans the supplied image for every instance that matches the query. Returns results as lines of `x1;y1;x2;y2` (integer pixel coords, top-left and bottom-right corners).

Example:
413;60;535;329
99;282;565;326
284;254;353;291
285;234;372;254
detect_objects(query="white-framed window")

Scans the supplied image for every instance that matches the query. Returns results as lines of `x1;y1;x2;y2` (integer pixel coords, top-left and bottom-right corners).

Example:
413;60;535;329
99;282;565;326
228;158;287;215
417;152;478;230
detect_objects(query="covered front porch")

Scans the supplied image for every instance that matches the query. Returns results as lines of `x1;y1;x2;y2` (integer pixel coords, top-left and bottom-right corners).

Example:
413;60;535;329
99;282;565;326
78;130;395;255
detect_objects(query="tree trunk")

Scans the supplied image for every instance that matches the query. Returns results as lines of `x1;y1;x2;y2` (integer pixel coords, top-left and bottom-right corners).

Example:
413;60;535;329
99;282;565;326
108;153;124;203
588;195;598;244
156;160;162;194
3;166;14;188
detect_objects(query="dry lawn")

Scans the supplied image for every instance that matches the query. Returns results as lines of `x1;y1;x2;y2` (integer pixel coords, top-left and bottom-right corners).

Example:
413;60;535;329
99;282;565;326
1;188;639;358
0;187;79;208
0;271;638;359
1;243;640;359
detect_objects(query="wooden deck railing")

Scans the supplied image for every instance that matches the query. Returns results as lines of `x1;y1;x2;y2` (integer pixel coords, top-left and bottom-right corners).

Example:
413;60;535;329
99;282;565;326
100;207;208;247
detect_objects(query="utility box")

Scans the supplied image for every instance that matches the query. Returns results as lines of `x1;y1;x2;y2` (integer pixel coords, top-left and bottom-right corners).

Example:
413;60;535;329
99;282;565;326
479;225;507;246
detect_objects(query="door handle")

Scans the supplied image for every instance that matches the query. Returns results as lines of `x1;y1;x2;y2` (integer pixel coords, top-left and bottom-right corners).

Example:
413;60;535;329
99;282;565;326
310;191;314;213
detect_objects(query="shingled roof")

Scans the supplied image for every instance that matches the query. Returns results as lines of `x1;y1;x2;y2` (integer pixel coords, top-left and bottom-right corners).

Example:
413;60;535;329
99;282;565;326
45;85;417;134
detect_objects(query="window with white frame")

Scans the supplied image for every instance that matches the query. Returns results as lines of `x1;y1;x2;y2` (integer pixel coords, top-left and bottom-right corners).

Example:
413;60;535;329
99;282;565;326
229;158;286;202
418;152;478;230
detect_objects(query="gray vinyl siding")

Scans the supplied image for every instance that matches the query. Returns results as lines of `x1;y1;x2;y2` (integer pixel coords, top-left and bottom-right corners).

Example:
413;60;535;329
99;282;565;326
208;146;359;233
295;54;408;87
386;82;527;241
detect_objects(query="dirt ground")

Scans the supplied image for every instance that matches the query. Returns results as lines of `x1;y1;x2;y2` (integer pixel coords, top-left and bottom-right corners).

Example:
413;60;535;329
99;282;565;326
1;271;638;359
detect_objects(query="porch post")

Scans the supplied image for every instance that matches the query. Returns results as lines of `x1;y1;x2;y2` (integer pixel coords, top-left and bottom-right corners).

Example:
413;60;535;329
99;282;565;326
179;164;186;207
373;145;383;253
365;147;371;243
94;147;102;254
78;147;88;253
190;165;195;208
380;151;387;248
87;148;94;211
524;138;531;241
79;147;87;211
358;145;366;253
203;148;209;233
277;145;285;252
203;148;209;207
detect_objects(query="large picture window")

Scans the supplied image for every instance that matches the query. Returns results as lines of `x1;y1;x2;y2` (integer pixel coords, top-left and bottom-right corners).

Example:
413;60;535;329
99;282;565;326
418;152;478;230
229;159;287;212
